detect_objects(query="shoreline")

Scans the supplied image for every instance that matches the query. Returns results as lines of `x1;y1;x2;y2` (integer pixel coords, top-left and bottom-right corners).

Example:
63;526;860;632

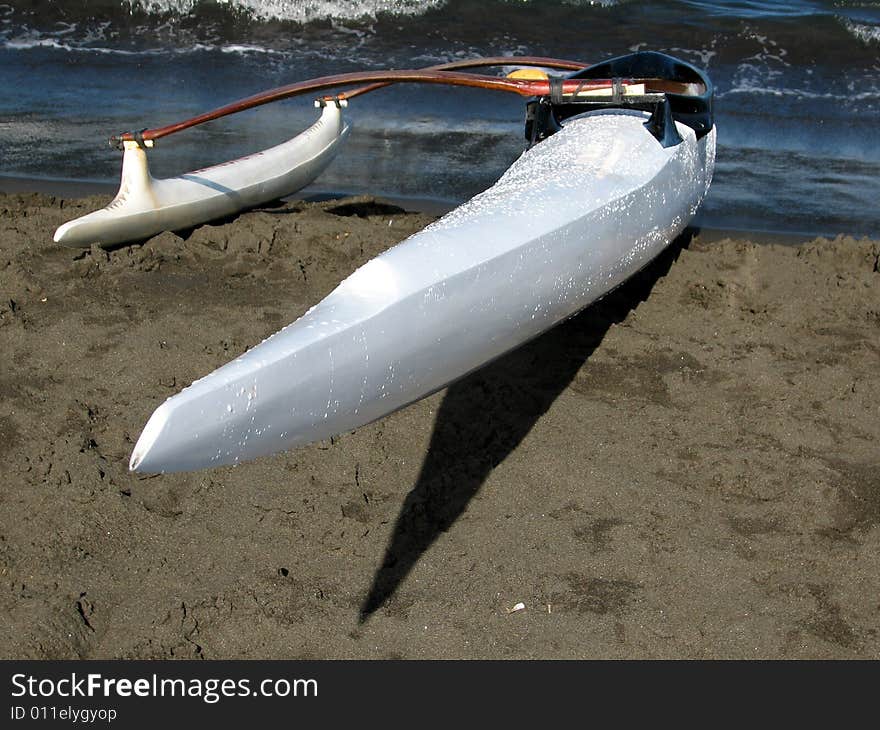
1;189;878;659
0;174;457;220
1;174;868;246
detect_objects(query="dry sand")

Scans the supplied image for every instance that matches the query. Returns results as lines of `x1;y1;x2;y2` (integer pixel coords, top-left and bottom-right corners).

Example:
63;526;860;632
0;190;878;659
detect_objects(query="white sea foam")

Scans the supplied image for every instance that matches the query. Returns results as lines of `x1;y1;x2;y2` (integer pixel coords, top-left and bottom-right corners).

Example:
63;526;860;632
1;34;292;56
133;0;447;23
3;37;149;54
718;85;880;102
132;0;621;20
843;19;880;45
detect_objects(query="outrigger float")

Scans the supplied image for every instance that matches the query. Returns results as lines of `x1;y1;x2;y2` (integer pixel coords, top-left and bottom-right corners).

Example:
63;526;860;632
55;51;715;473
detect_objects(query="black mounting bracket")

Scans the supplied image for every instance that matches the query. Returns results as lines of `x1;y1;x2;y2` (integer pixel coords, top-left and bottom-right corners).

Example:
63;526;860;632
523;50;714;150
525;92;683;148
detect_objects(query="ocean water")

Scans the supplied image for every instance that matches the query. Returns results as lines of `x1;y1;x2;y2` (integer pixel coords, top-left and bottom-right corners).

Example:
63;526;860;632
1;0;878;236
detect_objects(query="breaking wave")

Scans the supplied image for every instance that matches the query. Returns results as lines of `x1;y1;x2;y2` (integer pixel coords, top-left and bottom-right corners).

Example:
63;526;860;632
131;0;447;23
843;19;880;45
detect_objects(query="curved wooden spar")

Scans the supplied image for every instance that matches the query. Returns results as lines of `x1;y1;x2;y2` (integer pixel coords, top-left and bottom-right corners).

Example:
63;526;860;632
116;67;682;144
337;55;588;100
116;70;590;143
112;56;585;145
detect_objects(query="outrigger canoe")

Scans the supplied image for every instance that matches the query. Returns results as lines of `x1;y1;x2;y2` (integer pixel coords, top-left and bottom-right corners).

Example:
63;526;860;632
114;51;716;473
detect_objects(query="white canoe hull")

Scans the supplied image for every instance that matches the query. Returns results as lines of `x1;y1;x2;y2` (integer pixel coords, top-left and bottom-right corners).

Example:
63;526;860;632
131;110;716;473
54;103;349;248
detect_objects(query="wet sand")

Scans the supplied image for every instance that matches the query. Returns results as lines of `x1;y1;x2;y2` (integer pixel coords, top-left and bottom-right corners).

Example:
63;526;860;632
0;191;878;659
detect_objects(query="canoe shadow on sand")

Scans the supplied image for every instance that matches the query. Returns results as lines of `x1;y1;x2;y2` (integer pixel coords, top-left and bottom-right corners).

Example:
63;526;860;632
359;228;696;621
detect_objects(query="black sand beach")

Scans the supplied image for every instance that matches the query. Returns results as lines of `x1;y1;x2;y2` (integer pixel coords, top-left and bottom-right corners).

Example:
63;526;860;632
1;191;878;658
